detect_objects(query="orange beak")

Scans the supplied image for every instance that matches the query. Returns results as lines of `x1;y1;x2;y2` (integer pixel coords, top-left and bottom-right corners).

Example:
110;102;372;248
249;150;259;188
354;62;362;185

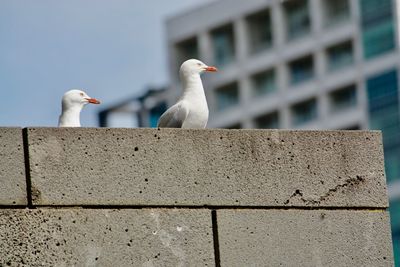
205;66;218;72
86;98;101;104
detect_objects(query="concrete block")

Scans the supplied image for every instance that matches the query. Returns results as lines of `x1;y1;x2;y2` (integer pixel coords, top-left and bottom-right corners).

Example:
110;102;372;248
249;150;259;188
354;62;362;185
27;128;388;207
0;128;27;205
217;210;394;267
0;208;214;266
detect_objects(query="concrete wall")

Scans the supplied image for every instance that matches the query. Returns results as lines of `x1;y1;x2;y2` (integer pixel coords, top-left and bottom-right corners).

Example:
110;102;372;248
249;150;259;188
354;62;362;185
0;128;394;266
0;128;27;205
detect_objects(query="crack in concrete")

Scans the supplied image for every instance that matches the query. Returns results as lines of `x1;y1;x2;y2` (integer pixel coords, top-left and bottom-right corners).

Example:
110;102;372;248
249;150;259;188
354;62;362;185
285;175;365;205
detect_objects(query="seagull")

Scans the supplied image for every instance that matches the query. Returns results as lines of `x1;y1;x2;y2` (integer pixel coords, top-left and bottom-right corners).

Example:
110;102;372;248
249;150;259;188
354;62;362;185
157;59;217;128
58;89;100;127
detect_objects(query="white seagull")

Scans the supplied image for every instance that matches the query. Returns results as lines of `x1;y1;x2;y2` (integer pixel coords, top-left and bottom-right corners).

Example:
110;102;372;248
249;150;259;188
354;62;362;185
157;59;217;128
58;89;100;127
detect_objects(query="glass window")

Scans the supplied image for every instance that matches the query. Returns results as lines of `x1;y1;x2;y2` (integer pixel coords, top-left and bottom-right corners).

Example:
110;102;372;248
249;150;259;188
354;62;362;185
390;198;400;231
389;198;400;265
367;70;398;108
385;146;400;181
226;123;242;129
342;125;361;130
327;41;354;71
283;0;311;40
393;232;400;267
175;37;199;78
211;24;235;67
329;85;357;112
322;0;350;27
251;69;276;96
367;70;400;183
289;55;314;85
291;98;318;125
176;37;199;65
255;112;279;129
215;82;239;111
149;102;167;128
360;0;395;59
369;105;399;130
246;9;273;54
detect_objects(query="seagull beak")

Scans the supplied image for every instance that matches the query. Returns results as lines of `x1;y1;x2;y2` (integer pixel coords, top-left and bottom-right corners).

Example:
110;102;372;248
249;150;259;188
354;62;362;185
205;66;218;72
86;98;101;104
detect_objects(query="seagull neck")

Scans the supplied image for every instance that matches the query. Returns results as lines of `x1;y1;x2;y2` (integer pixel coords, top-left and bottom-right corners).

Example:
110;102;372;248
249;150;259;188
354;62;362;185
181;74;205;98
59;105;83;127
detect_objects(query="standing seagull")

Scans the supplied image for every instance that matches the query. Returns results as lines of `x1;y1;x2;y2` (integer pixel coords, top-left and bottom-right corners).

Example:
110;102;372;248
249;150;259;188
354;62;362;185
157;59;217;128
58;89;100;127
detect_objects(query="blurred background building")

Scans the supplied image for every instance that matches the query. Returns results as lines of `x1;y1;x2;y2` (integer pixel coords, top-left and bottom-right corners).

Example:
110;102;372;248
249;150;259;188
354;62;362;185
99;0;399;261
98;87;168;128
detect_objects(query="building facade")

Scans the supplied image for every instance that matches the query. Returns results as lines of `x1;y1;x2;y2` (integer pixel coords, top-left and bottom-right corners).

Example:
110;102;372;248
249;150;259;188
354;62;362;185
98;87;168;128
166;0;400;261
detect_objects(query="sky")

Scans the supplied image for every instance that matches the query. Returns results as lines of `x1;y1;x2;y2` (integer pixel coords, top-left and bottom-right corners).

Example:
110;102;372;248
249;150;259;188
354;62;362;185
0;0;214;127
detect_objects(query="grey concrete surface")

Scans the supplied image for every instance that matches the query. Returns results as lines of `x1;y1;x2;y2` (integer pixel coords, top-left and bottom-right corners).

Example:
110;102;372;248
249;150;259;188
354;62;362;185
0;208;214;266
0;128;27;205
217;209;394;267
26;128;388;207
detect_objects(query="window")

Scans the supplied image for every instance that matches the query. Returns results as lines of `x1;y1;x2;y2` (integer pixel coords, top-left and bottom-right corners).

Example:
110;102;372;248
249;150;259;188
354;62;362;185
329;85;357;112
176;37;199;65
327;41;354;71
342;125;361;130
360;0;395;59
389;198;400;233
385;145;400;182
211;24;235;67
215;82;239;111
226;123;241;129
251;69;276;96
246;9;273;54
283;0;311;40
255;112;279;129
149;102;167;128
289;55;314;85
393;233;400;267
291;98;318;125
322;0;350;27
367;70;400;183
389;198;400;265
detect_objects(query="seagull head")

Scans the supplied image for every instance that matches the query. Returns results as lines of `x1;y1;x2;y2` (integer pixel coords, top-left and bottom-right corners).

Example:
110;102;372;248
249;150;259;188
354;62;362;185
180;59;218;77
59;89;100;127
61;89;100;111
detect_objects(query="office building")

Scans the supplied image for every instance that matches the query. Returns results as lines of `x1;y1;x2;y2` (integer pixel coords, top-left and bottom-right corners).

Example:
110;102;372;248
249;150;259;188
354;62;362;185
165;0;400;261
98;87;168;128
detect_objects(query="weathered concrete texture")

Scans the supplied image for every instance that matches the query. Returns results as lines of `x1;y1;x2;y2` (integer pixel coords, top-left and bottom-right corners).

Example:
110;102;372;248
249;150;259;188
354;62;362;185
0;128;27;205
0;208;214;266
27;128;388;207
217;210;394;267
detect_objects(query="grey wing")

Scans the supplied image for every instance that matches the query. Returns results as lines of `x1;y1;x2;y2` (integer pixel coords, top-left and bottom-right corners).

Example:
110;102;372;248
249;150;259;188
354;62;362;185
157;102;189;128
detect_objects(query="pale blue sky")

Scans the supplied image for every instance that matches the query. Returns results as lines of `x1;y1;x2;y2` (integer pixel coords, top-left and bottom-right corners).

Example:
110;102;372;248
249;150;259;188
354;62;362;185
0;0;213;127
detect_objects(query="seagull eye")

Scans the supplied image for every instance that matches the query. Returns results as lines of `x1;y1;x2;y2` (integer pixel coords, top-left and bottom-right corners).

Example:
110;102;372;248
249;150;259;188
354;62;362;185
80;93;84;97
197;63;201;66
